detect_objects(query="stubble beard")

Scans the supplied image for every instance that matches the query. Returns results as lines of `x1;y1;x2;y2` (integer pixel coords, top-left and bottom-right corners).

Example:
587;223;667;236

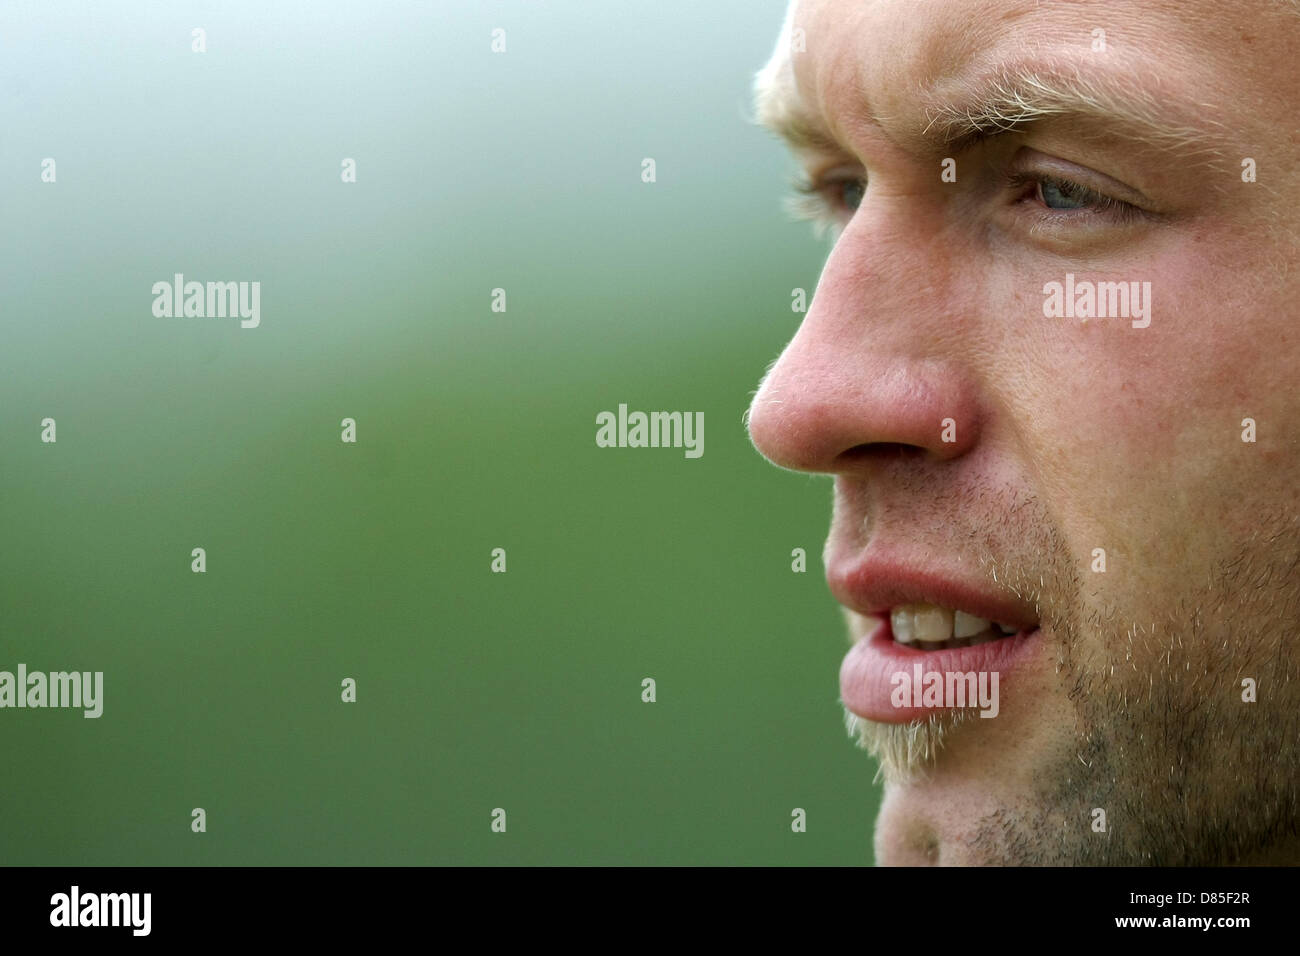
844;511;1300;865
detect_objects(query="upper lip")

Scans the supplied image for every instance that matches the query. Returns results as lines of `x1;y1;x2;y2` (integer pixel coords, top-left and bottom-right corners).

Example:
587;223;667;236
826;549;1041;632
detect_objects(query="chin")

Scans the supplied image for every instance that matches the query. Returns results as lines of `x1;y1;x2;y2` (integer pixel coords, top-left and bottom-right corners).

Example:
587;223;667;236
873;779;995;866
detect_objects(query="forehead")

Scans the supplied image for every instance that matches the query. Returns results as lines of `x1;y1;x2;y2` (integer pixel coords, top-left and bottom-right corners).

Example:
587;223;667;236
769;0;1296;155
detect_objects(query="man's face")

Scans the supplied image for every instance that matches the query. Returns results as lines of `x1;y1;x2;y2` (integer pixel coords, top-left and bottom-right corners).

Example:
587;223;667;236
747;0;1300;864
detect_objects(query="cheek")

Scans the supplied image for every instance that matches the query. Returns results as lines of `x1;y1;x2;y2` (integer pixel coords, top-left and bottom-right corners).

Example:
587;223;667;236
993;245;1298;579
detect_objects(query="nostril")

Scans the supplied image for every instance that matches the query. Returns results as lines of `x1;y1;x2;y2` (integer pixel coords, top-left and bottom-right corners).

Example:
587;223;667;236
836;442;928;467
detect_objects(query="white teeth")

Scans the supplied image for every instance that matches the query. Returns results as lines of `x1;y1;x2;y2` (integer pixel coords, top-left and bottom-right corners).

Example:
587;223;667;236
953;611;990;639
890;602;1031;648
892;604;955;643
890;607;916;644
912;604;954;643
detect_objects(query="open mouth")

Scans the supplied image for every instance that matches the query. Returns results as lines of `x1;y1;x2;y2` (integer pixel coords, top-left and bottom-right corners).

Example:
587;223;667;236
830;557;1047;721
887;603;1032;651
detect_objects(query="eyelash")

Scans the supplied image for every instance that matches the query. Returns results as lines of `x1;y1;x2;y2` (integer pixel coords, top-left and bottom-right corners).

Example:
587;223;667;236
788;173;862;234
1005;173;1143;226
788;171;1143;232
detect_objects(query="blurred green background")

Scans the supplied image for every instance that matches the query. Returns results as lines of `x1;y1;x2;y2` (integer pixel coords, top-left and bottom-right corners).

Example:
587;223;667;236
0;0;882;864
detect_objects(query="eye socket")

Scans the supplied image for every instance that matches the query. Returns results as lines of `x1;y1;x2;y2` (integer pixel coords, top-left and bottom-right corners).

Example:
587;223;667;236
1039;177;1095;209
1011;173;1143;225
836;177;866;212
786;165;1145;238
788;169;867;232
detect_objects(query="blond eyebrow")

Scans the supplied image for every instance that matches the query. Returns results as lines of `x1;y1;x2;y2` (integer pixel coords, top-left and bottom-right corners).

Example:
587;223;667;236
759;102;842;155
750;37;841;156
920;62;1229;164
749;5;856;159
753;48;1230;171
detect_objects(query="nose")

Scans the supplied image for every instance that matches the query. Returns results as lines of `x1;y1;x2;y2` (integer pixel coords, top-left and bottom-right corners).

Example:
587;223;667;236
746;213;982;473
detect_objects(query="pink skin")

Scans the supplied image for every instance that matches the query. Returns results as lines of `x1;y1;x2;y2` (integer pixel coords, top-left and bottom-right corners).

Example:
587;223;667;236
747;0;1300;864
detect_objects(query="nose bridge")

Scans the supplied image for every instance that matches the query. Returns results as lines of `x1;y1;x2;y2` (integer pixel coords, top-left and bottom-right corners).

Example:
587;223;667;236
822;192;964;348
747;214;981;472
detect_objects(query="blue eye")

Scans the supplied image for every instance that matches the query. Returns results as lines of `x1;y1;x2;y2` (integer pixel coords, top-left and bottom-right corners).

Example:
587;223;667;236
1014;172;1142;227
1037;177;1102;210
788;170;867;234
839;178;865;211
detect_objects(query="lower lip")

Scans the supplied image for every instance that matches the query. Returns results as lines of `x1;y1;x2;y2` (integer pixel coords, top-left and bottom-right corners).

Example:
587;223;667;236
839;618;1041;723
